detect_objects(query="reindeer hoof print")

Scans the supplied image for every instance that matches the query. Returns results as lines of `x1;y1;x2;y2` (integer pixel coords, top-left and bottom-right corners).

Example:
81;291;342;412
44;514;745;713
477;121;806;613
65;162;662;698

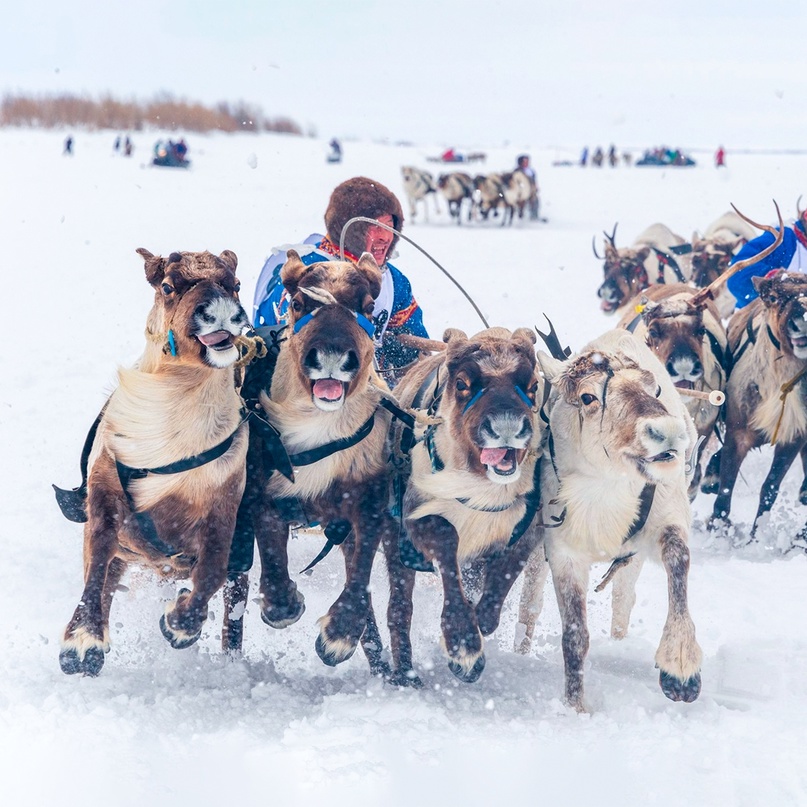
660;670;702;702
59;646;105;677
260;591;305;629
159;613;201;649
448;654;486;684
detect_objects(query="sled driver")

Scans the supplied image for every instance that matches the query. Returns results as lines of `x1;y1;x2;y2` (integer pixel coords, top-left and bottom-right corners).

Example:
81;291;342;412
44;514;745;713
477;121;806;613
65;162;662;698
252;176;429;386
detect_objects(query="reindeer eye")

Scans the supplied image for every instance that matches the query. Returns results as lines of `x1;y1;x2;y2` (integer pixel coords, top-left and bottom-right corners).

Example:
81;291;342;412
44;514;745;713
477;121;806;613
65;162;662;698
291;299;303;312
234;281;241;293
161;283;173;295
580;393;597;406
456;379;469;392
655;385;662;398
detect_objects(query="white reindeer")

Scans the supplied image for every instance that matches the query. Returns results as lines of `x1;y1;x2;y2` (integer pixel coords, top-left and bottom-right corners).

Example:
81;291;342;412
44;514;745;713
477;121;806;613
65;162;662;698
517;329;702;711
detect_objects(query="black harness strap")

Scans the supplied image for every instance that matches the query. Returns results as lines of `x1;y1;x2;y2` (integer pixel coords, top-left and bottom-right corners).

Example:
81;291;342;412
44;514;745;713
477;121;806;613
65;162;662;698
288;413;376;468
114;422;244;560
728;319;758;375
52;406;106;523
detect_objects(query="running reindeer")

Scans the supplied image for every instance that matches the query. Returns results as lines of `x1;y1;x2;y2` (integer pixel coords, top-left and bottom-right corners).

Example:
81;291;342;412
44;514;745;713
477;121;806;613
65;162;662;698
56;248;250;676
233;249;411;676
517;328;702;711
387;326;545;685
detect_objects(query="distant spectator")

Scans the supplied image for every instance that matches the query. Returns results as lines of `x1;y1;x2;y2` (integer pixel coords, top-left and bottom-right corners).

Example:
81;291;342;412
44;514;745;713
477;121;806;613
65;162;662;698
515;154;540;220
327;138;342;163
580;146;589;167
124;135;133;157
441;147;457;162
63;136;74;156
591;146;604;167
608;144;618;167
114;135;121;152
715;145;726;168
175;139;188;161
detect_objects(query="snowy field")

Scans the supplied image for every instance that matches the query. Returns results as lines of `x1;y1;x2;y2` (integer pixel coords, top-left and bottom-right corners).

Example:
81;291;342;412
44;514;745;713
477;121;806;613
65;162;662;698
3;129;807;806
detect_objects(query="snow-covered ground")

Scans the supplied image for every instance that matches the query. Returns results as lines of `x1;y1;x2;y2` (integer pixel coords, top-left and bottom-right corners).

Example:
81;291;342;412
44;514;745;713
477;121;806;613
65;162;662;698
3;129;807;806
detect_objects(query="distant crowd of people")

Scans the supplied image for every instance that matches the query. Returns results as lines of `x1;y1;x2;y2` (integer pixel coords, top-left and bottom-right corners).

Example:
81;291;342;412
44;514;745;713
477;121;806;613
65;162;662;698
579;145;631;168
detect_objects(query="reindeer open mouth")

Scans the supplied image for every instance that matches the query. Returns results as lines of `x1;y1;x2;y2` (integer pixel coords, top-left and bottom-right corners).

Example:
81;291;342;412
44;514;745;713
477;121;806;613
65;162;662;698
674;380;695;391
479;447;524;476
197;330;236;351
311;378;346;407
787;315;807;353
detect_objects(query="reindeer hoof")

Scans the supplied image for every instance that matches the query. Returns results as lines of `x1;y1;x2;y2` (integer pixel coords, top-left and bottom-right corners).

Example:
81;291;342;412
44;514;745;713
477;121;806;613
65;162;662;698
260;589;305;629
59;646;105;677
448;654;486;684
700;477;719;495
660;670;701;702
159;613;201;649
387;668;424;689
315;631;357;667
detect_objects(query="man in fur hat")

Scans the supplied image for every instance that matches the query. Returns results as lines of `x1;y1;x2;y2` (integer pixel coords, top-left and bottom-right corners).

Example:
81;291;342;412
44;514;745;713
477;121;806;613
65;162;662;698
726;203;807;308
253;176;429;385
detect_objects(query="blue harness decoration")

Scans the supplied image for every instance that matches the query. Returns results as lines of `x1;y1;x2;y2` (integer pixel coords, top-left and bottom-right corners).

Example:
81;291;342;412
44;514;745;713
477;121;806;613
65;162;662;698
293;310;376;341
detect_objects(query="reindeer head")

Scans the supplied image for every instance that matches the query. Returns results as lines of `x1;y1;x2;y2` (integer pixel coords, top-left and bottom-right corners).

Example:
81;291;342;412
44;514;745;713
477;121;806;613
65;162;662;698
594;225;652;314
539;337;689;484
690;237;744;288
138;248;248;369
752;272;807;359
641;297;707;389
440;326;542;485
280;250;381;411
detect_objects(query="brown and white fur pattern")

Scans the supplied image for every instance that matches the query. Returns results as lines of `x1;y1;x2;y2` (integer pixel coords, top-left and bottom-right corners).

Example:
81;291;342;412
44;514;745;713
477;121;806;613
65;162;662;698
596;223;692;317
619;284;727;497
710;272;807;538
60;248;249;676
401;166;440;222
517;329;702;711
245;250;400;675
437;171;475;224
690;211;757;318
389;327;545;684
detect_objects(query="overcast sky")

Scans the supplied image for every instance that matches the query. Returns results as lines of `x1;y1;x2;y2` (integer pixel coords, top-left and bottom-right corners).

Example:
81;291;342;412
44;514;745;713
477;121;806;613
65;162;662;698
5;0;807;150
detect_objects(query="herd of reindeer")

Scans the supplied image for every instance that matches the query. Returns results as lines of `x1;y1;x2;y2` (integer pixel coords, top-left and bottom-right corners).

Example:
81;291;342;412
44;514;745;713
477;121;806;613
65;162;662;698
401;165;540;226
54;198;806;713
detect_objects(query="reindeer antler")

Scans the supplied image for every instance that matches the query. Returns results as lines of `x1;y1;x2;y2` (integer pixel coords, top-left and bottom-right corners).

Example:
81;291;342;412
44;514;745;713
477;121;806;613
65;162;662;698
592;235;603;260
604;223;618;248
689;200;784;309
797;194;804;222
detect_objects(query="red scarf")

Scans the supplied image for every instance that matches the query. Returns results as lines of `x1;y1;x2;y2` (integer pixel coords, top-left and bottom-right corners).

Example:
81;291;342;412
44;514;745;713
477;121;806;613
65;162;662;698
794;222;807;251
318;235;359;262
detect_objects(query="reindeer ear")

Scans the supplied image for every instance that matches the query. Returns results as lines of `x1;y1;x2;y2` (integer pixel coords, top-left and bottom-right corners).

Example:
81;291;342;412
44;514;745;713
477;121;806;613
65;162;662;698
137;247;166;286
636;246;651;262
512;327;537;347
218;249;238;273
443;328;468;344
281;249;308;295
536;350;565;383
356;252;382;299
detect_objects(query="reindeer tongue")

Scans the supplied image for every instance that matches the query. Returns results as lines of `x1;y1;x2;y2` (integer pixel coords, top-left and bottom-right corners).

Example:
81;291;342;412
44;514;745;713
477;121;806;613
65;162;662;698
198;330;231;347
313;379;344;401
480;448;509;467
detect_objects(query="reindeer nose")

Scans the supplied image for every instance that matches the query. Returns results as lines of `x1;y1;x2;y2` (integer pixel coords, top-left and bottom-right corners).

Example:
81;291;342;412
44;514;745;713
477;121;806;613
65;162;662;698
645;424;667;444
341;350;359;374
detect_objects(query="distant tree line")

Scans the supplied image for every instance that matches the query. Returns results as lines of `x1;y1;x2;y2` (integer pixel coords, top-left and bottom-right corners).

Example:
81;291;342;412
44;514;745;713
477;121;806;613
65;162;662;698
0;92;304;135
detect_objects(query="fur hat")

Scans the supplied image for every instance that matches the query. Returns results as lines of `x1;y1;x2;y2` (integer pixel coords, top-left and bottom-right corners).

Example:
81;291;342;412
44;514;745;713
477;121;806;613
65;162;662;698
324;176;404;261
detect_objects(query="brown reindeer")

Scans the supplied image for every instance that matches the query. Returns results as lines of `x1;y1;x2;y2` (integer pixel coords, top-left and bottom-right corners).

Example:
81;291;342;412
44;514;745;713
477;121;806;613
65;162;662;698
387;327;545;685
710;271;807;539
58;249;250;676
619;283;727;497
595;222;692;316
437;171;475;224
238;250;404;675
518;329;701;711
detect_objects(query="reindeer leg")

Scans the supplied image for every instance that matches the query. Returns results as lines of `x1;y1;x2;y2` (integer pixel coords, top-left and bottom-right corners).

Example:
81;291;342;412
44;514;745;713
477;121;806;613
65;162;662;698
60;498;120;676
550;551;591;711
315;482;388;668
752;440;801;539
610;554;644;639
476;525;541;637
515;547;549;655
222;571;249;653
254;501;304;629
700;446;721;495
382;526;421;688
409;514;486;684
655;526;702;702
709;426;758;528
160;515;232;648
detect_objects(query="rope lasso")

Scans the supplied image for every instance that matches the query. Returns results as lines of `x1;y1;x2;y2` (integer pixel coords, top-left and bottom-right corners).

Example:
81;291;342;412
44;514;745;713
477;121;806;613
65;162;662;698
339;215;490;329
